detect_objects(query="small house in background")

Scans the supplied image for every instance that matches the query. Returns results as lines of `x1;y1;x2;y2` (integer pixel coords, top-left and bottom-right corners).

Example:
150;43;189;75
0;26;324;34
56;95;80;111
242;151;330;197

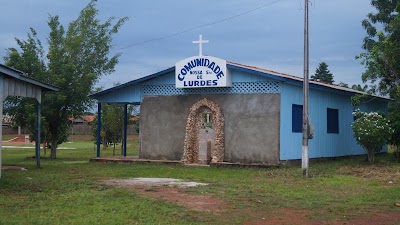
90;53;389;165
130;115;140;123
81;115;95;124
69;115;95;125
1;114;20;136
2;115;12;127
68;115;95;136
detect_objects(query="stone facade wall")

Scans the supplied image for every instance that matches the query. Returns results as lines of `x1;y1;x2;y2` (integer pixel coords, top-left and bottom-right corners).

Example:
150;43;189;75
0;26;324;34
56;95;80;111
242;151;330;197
182;98;224;164
139;93;280;164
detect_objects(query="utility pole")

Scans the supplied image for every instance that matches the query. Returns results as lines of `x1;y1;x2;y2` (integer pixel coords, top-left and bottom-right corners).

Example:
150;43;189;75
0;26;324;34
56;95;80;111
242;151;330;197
302;0;310;177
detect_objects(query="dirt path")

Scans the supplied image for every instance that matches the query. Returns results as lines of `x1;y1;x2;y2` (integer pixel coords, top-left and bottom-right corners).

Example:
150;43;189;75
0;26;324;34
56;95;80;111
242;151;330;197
243;208;400;225
102;177;400;224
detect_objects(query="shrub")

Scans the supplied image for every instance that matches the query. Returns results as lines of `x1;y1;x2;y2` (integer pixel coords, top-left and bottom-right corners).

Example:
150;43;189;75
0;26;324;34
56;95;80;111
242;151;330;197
352;110;393;163
388;110;400;162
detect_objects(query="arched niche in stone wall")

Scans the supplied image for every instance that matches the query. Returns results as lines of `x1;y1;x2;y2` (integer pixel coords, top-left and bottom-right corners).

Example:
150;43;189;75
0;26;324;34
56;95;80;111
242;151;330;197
182;98;224;164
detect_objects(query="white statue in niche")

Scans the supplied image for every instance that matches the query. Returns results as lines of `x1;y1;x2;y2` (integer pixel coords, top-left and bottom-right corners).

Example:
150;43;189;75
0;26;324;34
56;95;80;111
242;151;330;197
201;113;213;131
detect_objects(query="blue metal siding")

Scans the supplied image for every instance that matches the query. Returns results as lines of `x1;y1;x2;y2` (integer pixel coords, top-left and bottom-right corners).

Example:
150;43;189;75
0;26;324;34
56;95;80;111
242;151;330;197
230;69;274;83
359;99;388;113
141;71;176;85
97;85;141;103
279;83;387;160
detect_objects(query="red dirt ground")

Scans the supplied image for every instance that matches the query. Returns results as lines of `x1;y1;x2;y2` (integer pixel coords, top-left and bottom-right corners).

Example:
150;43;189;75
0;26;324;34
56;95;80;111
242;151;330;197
1;166;27;171
243;208;400;225
103;178;400;224
130;186;229;212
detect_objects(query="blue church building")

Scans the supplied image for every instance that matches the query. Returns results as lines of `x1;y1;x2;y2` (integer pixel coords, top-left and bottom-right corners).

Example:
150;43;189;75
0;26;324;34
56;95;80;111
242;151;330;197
90;55;389;165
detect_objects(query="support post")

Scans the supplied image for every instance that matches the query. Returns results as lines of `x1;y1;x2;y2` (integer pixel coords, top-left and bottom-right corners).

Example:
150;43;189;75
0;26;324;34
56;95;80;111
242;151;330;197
96;102;102;157
302;0;310;177
0;81;3;178
123;104;128;157
36;101;41;168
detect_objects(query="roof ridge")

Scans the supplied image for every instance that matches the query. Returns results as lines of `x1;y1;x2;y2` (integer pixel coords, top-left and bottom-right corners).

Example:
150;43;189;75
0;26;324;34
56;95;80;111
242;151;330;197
226;60;388;98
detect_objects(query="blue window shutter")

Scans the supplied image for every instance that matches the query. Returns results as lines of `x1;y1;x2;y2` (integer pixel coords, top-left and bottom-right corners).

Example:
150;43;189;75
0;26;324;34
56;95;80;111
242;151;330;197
292;104;303;133
327;108;339;133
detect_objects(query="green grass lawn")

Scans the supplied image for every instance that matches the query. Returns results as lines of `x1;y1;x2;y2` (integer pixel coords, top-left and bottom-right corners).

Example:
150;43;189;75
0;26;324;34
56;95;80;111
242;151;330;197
1;140;399;224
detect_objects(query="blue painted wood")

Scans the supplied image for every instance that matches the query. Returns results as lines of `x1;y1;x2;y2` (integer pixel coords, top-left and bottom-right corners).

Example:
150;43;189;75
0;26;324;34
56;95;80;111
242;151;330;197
227;64;289;82
280;83;388;160
123;104;127;157
90;67;175;98
36;102;41;167
97;85;142;103
230;69;274;83
96;103;101;157
142;71;176;85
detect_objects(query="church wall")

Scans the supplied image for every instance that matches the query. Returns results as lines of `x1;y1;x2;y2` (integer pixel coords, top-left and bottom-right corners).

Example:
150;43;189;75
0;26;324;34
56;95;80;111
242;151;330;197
280;83;389;161
92;62;390;163
139;93;280;164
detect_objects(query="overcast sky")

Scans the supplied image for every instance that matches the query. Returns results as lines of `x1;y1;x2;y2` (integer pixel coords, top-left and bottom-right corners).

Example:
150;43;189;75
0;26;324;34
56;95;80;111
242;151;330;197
0;0;375;89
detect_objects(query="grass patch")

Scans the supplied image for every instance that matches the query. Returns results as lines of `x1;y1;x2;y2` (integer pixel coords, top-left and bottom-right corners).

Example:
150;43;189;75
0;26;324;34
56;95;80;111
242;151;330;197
1;142;399;224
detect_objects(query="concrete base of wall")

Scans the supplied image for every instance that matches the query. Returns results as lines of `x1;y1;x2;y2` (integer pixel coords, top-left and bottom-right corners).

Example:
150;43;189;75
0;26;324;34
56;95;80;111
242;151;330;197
90;157;281;168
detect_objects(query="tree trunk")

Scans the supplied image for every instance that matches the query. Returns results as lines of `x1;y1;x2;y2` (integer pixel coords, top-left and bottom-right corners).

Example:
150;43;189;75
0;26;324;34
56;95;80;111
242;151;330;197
102;134;107;150
367;150;375;163
50;138;58;159
113;135;116;156
42;141;47;156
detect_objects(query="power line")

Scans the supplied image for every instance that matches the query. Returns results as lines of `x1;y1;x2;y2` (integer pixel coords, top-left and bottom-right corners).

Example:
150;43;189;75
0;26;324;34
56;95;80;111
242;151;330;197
115;0;284;51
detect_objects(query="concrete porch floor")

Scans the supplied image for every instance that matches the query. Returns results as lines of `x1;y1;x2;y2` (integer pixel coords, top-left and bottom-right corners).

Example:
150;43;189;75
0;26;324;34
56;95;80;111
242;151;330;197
90;156;279;168
90;156;182;165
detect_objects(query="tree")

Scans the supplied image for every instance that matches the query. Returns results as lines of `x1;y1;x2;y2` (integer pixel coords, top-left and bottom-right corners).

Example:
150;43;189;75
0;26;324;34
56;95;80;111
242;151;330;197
351;84;369;92
337;82;349;88
92;103;136;156
3;0;128;159
352;110;393;163
102;104;124;155
351;84;377;95
358;0;400;98
388;109;400;161
311;62;334;84
358;1;400;161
